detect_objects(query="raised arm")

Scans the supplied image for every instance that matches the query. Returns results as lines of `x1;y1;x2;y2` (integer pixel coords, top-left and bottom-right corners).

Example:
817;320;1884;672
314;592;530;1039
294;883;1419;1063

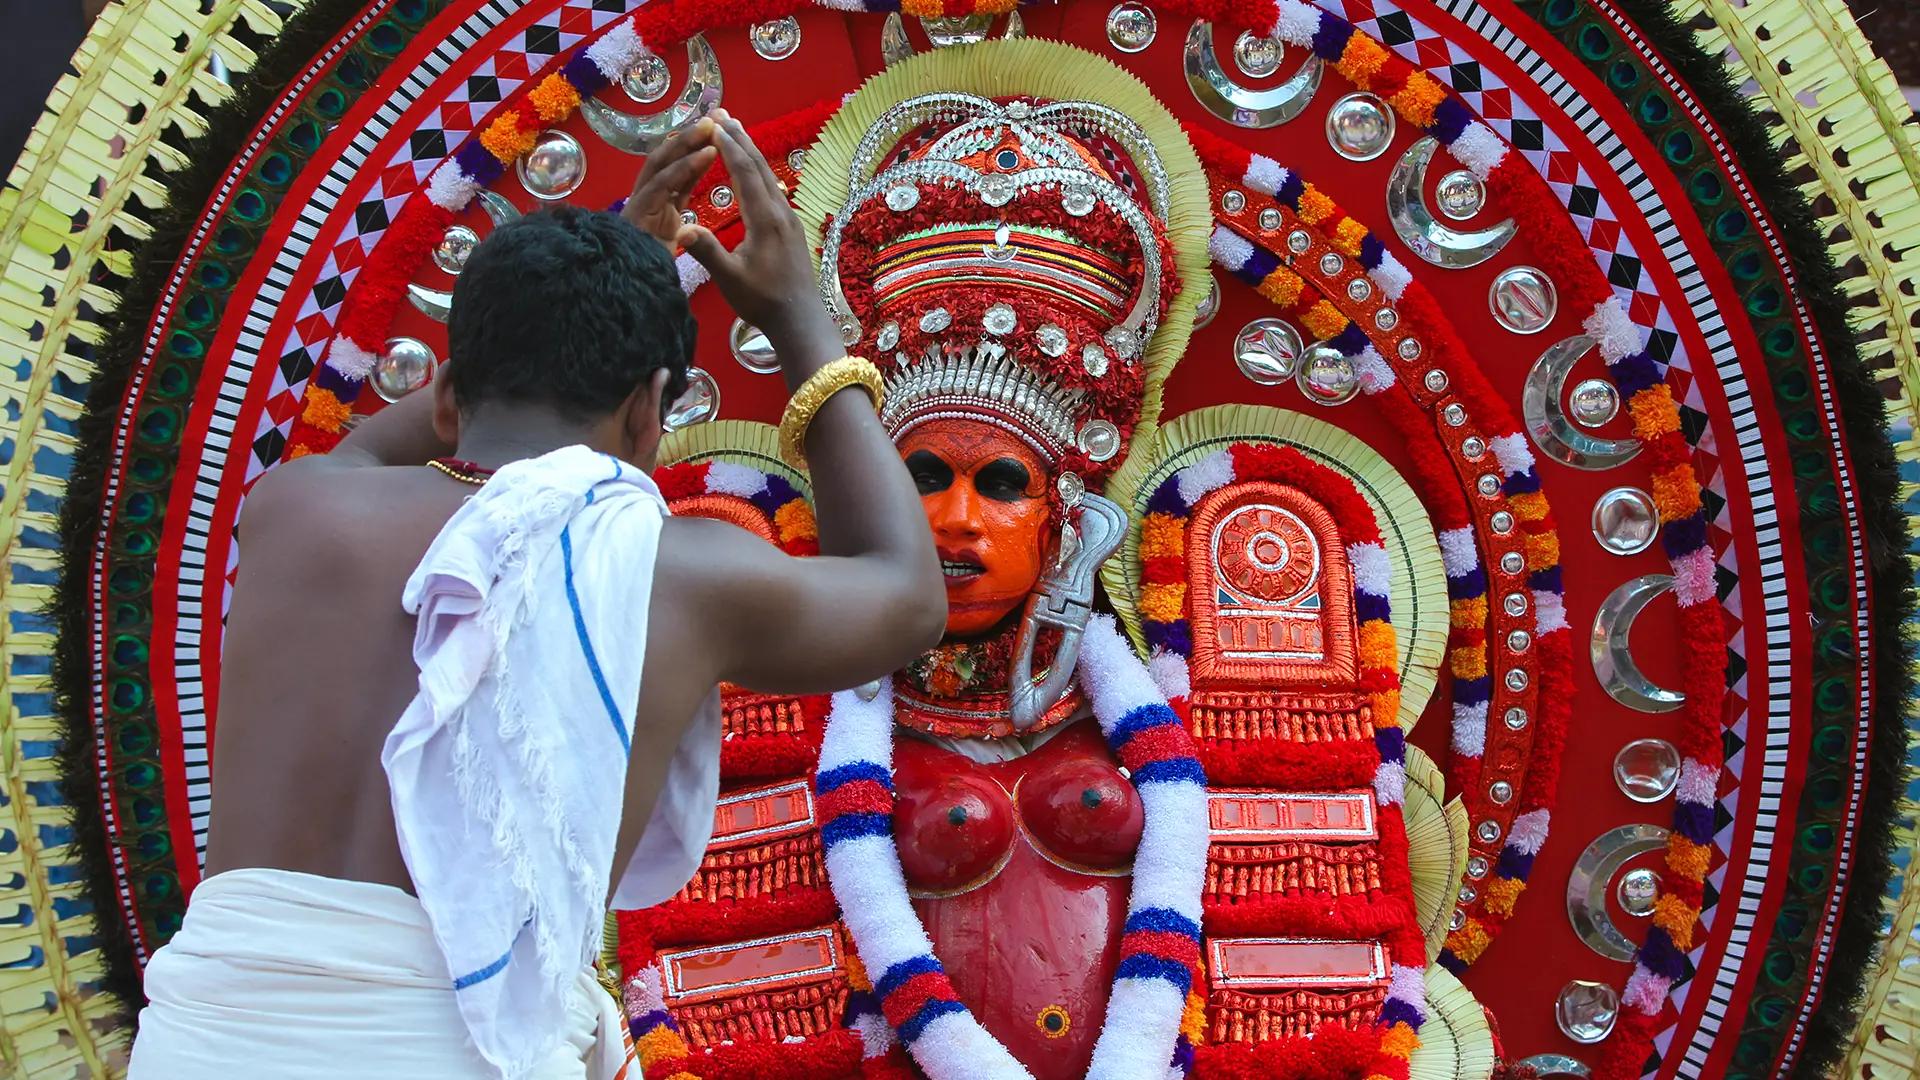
659;112;946;691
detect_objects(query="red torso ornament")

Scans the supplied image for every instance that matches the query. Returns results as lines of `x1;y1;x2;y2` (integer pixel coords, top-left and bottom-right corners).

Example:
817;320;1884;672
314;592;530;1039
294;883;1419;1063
893;720;1141;1080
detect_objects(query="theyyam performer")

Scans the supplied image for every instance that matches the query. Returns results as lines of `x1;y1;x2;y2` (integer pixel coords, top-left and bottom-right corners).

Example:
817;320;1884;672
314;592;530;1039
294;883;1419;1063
614;38;1462;1080
16;1;1920;1079
121;114;948;1078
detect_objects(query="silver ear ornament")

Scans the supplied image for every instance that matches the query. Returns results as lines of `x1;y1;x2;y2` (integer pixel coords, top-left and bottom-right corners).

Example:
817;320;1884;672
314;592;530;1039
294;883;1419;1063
1009;493;1128;731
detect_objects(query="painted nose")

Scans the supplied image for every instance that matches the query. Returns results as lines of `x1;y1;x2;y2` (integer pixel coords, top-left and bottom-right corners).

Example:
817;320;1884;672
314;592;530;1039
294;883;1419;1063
926;481;983;542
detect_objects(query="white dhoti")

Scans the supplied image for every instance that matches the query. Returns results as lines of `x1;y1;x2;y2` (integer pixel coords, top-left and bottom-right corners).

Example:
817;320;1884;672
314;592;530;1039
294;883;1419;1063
126;868;628;1079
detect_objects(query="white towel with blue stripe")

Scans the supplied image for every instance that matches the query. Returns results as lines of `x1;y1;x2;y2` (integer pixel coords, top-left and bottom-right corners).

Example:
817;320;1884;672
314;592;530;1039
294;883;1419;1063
382;444;720;1079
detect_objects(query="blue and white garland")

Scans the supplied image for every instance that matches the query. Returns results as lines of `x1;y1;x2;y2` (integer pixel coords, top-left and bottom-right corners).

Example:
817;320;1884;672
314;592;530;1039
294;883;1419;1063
814;616;1209;1080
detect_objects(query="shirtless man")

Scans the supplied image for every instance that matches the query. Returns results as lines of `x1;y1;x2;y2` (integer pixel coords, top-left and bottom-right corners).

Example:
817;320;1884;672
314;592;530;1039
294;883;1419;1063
126;113;944;1077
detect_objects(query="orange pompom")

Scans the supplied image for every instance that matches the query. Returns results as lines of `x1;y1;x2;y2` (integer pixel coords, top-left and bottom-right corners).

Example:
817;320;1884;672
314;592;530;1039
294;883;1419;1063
1651;465;1703;520
636;1024;690;1064
1523;530;1560;570
1482;875;1526;917
1449;645;1488;681
1300;300;1348;342
529;74;582;123
1296;187;1337;225
1140;513;1186;559
481;109;540;163
1369;690;1400;728
1141;582;1188;624
1180;991;1207;1042
1450;595;1488;628
1339;35;1391;89
1379;1021;1420;1059
1666;835;1712;882
301;387;352;431
1446;917;1491;963
1507;490;1548;522
1629;384;1682;441
1358;619;1398;671
1651;894;1698;948
1332;216;1371;256
775;500;818;543
1389;71;1447;128
1256;266;1305;309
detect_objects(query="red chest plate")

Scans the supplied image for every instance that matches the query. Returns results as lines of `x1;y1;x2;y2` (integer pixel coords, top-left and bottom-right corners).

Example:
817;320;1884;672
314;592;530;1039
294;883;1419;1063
892;721;1138;1080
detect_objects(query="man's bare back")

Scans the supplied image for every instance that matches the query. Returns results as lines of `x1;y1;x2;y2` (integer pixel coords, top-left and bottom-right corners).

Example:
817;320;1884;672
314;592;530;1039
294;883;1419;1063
200;112;944;899
204;463;468;890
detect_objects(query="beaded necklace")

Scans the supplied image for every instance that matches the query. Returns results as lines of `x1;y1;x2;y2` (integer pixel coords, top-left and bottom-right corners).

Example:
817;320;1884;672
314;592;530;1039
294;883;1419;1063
427;457;496;486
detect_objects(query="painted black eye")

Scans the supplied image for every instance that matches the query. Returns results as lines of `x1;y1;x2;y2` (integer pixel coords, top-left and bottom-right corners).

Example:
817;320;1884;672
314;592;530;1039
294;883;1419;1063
995;148;1019;170
974;458;1032;502
906;450;954;496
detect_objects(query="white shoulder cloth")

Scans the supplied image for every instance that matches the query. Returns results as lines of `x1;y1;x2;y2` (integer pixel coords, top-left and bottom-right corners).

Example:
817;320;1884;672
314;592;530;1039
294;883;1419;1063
382;445;719;1079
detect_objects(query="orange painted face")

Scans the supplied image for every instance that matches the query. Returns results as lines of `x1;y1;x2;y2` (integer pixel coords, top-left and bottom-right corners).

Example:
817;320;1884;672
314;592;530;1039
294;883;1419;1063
899;419;1054;638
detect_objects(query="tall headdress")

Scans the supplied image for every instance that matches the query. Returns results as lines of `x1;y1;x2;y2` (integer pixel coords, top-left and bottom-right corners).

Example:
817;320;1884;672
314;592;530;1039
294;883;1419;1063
796;40;1212;490
796;41;1210;733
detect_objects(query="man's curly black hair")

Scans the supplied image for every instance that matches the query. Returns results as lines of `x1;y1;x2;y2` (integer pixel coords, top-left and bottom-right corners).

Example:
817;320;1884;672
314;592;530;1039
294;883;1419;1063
448;205;695;418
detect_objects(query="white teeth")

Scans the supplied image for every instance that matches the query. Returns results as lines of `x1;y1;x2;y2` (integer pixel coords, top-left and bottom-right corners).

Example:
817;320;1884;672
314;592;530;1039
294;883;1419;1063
941;560;982;578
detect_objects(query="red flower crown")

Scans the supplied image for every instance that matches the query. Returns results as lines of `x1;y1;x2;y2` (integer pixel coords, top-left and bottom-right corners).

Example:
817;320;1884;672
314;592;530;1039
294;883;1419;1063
819;93;1180;481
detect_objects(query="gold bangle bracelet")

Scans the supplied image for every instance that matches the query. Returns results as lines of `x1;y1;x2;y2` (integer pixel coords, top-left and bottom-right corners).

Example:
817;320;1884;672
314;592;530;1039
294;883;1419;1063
777;356;886;470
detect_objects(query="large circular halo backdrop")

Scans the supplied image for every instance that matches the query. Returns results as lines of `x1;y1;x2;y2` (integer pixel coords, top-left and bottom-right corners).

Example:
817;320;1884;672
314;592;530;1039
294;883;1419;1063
3;0;1918;1077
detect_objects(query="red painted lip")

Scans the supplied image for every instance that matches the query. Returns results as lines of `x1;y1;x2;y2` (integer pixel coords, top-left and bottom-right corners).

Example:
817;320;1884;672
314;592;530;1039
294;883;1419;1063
947;597;1009;612
939;546;986;590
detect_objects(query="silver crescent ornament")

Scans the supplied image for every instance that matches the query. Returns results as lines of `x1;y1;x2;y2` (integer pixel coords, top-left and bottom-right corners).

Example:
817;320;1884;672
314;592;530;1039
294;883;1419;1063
1565;823;1669;961
1522;334;1643;469
582;35;722;156
1193;274;1221;330
1591;574;1687;713
406;281;452;323
476;189;520;226
1386;137;1516;268
1184;20;1323;129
